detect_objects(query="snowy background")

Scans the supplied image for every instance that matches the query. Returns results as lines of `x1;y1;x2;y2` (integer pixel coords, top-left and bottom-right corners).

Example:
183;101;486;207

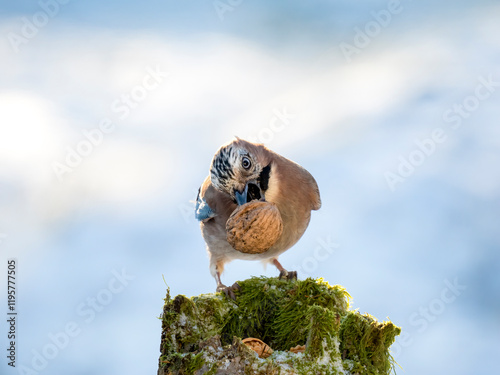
1;0;499;374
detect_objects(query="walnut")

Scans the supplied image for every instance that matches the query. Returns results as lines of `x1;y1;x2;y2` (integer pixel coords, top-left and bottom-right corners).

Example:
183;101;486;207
289;344;306;354
226;201;283;254
242;338;273;358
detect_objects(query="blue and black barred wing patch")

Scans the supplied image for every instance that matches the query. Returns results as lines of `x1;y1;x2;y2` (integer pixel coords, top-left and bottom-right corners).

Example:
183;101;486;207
194;189;216;222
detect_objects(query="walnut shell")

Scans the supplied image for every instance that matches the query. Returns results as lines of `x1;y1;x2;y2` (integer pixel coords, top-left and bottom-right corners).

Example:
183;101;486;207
289;344;306;354
242;338;273;358
226;201;283;254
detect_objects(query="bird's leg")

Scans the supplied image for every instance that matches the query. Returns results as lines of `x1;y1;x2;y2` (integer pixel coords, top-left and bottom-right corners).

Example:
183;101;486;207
215;267;240;300
215;270;225;290
273;259;297;281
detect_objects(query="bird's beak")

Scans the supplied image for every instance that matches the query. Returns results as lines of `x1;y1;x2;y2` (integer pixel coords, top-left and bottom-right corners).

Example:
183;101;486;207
234;184;249;206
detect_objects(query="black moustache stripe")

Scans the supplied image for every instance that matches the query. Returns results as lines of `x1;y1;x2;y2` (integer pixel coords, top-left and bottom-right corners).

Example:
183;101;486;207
258;164;271;192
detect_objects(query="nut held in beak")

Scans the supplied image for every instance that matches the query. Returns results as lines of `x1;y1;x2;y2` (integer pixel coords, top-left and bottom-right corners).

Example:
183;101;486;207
226;201;283;254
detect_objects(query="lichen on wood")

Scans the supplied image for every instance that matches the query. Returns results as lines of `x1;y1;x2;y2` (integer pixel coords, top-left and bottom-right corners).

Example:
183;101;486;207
158;277;400;375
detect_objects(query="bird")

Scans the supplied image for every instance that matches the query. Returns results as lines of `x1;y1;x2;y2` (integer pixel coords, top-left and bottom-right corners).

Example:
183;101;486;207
195;137;321;297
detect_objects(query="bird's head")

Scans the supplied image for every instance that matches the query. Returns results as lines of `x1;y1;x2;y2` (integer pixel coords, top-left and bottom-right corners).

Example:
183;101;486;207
210;138;271;205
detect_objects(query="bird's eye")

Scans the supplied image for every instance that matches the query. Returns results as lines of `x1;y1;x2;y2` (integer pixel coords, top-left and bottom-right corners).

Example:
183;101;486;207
241;156;252;170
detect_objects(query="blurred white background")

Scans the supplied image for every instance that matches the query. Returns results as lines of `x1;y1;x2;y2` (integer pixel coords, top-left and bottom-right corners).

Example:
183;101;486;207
0;1;499;374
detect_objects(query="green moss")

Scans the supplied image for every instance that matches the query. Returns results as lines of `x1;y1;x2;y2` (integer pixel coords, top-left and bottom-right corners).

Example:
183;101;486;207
158;277;400;375
185;352;205;374
304;305;341;359
273;278;348;350
339;311;401;374
222;277;350;350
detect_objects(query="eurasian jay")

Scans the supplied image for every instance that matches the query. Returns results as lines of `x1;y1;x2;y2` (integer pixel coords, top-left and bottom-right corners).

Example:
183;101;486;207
195;138;321;296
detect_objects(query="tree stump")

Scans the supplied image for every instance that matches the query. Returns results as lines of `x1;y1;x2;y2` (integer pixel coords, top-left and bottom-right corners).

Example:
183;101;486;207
158;277;401;375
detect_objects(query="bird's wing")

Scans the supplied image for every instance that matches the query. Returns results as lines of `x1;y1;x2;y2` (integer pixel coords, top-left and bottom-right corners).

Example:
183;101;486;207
195;177;216;222
309;174;321;211
268;154;322;211
195;176;238;223
195;192;215;222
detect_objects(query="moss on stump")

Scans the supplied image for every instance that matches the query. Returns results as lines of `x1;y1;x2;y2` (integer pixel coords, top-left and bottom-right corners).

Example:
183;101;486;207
158;277;400;375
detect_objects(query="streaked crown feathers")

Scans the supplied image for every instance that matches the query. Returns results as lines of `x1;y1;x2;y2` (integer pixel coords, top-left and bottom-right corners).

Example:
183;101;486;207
209;138;264;196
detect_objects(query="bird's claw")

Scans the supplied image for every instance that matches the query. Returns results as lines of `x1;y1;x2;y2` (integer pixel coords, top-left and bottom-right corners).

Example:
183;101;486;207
217;282;241;300
278;270;297;281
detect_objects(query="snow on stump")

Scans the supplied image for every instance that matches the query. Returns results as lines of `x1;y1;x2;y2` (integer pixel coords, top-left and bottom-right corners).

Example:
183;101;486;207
158;277;401;375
